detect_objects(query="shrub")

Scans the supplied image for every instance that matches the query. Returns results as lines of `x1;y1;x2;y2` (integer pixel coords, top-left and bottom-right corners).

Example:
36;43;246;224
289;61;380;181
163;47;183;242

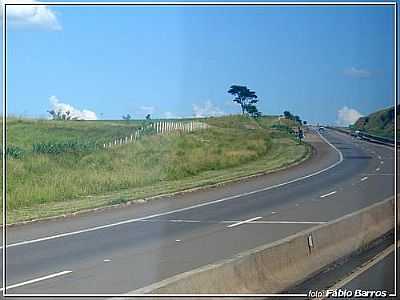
3;145;25;159
32;140;98;155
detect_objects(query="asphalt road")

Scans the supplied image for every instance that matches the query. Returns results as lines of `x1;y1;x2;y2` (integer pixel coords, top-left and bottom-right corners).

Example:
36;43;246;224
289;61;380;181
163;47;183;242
0;128;395;296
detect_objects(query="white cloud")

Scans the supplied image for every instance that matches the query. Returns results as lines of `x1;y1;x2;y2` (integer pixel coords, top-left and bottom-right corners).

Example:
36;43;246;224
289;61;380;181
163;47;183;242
344;67;371;78
192;100;225;118
49;96;97;120
1;0;61;30
336;106;363;126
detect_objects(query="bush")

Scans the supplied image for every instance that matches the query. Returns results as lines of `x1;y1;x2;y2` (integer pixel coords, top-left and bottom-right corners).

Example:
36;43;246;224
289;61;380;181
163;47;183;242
32;140;99;155
0;145;26;159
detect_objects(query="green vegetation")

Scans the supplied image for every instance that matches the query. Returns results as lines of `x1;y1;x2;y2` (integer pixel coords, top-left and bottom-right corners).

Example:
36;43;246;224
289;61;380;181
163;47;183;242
2;115;309;224
228;85;261;117
283;110;302;125
352;105;399;139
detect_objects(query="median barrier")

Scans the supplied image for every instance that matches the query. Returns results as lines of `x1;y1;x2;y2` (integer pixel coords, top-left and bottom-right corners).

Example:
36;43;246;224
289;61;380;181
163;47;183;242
123;197;394;296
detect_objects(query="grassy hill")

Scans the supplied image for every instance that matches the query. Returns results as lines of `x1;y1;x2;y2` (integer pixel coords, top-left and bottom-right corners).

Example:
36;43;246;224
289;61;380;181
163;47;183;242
1;115;309;223
352;105;399;139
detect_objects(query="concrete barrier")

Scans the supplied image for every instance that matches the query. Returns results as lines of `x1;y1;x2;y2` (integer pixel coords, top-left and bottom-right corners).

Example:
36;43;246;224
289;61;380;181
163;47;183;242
125;197;394;296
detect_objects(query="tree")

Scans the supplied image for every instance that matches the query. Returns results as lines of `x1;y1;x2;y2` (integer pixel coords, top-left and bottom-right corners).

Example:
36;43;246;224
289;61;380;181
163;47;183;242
294;115;302;124
47;110;56;119
283;111;293;119
145;114;151;120
245;104;262;118
303;121;307;125
122;114;132;121
228;85;258;115
48;109;73;120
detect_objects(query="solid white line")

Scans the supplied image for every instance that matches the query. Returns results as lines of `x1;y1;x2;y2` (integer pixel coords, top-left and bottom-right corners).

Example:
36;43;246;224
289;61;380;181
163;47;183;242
1;131;344;250
140;219;326;225
320;191;337;198
361;176;368;181
227;217;262;228
167;219;201;223
361;173;394;176
248;220;327;225
0;270;72;292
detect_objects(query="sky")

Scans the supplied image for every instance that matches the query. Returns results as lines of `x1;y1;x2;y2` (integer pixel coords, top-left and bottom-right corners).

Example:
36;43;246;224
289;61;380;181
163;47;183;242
2;1;396;125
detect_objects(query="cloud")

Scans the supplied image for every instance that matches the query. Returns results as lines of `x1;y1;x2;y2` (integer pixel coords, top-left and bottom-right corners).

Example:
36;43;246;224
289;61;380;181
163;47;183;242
49;96;97;120
192;100;225;118
336;106;363;126
1;0;61;30
344;67;371;78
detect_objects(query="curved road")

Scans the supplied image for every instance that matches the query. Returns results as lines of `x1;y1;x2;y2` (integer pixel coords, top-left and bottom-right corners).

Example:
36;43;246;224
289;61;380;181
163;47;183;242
0;128;395;295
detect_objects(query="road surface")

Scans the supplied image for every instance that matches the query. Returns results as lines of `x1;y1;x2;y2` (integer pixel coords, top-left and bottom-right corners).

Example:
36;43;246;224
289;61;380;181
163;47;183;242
0;128;395;295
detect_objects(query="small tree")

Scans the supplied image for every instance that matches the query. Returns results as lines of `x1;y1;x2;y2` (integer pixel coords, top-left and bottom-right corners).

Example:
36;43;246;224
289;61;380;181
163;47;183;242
303;120;307;125
294;115;302;124
122;114;132;121
145;114;151;120
47;110;56;119
48;109;72;120
228;85;258;115
283;111;293;119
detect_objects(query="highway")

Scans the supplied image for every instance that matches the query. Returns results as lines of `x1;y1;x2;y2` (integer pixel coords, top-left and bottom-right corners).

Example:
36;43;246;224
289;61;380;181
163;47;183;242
0;128;395;296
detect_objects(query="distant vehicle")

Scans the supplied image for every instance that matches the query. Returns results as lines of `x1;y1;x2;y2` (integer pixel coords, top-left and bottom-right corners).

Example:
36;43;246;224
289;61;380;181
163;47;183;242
318;126;325;133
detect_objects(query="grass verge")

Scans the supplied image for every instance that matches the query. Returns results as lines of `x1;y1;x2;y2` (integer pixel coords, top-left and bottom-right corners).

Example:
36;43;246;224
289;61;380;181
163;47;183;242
2;115;310;224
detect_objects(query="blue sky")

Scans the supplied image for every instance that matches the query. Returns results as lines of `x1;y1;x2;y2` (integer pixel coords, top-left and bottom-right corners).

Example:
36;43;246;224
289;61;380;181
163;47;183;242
4;2;395;125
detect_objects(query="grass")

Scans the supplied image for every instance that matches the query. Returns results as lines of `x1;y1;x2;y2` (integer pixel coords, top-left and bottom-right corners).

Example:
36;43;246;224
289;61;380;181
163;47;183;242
2;115;309;224
352;105;399;139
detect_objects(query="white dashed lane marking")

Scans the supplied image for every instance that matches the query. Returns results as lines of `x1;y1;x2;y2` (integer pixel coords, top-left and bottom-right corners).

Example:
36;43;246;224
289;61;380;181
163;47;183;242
361;177;368;182
0;270;72;292
227;216;262;228
320;191;337;198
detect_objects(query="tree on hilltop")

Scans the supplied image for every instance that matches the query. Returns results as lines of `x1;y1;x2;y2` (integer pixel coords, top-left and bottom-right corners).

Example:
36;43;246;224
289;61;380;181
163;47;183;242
228;85;259;115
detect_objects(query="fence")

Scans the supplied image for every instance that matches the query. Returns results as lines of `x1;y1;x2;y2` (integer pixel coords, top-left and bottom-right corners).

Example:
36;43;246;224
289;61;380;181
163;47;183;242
102;120;209;149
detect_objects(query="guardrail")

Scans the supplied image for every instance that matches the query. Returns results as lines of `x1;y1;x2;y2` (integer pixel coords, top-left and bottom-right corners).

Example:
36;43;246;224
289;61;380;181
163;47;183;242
327;127;397;147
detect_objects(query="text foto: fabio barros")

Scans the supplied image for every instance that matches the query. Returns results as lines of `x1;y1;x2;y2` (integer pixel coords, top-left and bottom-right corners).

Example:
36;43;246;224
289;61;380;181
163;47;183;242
308;289;389;298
